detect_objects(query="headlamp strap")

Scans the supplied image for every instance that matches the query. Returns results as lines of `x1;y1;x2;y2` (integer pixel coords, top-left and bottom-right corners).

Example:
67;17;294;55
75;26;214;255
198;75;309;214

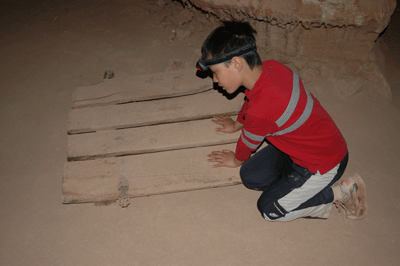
202;42;257;67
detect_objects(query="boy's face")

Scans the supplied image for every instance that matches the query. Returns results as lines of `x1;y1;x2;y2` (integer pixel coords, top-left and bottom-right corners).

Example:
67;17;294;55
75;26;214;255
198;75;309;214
209;61;242;94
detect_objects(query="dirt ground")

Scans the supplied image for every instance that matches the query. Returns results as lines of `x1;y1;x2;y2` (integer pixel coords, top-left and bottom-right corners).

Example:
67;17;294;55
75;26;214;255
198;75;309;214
1;0;400;265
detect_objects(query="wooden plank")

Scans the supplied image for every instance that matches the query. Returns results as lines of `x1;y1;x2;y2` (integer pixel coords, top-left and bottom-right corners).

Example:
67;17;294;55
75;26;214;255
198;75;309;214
67;117;240;161
62;144;241;204
68;90;244;134
72;70;212;108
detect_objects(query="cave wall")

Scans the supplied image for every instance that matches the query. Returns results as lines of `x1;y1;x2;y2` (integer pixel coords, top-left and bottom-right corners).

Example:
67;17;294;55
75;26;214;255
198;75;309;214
182;0;397;98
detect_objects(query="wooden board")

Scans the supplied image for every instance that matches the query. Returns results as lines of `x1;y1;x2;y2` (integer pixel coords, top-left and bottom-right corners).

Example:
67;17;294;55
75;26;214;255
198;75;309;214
62;144;241;204
68;89;244;134
67;116;240;161
64;71;246;205
72;69;212;108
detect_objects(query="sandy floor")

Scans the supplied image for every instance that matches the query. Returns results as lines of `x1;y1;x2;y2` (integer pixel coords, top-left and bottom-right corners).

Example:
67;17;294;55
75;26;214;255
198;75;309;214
1;0;399;265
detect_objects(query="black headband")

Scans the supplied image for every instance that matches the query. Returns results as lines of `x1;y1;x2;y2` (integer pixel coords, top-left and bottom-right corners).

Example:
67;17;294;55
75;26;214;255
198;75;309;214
196;42;257;71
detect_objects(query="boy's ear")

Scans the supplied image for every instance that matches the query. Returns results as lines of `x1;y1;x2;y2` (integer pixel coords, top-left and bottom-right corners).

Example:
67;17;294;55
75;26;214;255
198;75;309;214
231;56;243;72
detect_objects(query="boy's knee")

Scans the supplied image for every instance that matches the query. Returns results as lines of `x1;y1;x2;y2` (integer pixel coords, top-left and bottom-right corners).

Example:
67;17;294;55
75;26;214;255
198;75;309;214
240;166;263;190
239;163;252;187
240;162;271;190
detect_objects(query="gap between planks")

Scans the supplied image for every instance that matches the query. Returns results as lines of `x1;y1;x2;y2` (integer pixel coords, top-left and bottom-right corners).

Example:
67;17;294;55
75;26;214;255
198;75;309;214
68;89;244;134
67;116;240;161
62;144;242;204
72;69;212;108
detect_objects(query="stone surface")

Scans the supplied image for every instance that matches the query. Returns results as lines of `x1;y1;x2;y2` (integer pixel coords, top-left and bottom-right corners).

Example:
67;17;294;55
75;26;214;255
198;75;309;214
2;1;400;265
183;0;397;98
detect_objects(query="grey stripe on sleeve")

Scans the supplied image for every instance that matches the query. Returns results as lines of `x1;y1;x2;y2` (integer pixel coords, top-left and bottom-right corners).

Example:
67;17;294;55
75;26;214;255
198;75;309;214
272;87;314;136
275;72;300;127
243;129;265;142
240;133;260;150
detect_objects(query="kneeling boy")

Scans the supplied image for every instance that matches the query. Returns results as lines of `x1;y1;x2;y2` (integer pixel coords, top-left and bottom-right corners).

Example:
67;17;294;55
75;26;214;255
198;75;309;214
198;22;367;221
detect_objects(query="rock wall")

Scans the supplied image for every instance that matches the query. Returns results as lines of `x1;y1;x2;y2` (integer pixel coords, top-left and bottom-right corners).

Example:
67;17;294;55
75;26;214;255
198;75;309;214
181;0;397;99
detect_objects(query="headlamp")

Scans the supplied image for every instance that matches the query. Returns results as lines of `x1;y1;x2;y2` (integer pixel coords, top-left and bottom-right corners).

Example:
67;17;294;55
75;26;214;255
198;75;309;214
196;42;257;71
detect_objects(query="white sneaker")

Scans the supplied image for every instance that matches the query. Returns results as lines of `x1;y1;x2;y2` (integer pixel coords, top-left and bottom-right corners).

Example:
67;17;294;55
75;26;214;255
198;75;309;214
334;173;367;219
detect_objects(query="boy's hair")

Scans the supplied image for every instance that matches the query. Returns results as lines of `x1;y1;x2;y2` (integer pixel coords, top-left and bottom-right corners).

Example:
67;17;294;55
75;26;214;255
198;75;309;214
201;21;262;70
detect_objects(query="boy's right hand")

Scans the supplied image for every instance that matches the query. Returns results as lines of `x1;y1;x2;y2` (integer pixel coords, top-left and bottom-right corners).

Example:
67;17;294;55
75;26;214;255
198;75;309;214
207;149;244;168
211;115;243;133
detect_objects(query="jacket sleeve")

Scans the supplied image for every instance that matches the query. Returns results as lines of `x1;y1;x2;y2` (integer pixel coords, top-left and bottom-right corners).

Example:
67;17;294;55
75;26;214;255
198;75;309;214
235;114;276;162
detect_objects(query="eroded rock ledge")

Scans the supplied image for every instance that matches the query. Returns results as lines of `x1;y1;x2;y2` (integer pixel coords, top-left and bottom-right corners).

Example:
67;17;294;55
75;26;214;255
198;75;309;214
182;0;397;99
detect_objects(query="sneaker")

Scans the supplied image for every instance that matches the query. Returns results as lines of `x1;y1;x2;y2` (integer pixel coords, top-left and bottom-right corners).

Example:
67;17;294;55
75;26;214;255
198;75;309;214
334;173;367;219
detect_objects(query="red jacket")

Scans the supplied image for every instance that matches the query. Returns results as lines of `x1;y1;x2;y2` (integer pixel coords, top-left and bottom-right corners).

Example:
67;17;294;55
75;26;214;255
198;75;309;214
236;60;347;174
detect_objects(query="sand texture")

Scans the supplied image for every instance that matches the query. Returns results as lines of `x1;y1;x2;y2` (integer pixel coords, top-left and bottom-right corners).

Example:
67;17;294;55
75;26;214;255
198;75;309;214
1;0;399;265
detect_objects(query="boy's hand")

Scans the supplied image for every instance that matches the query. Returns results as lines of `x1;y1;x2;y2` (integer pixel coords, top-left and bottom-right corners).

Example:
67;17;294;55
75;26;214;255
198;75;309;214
207;149;244;168
211;115;243;133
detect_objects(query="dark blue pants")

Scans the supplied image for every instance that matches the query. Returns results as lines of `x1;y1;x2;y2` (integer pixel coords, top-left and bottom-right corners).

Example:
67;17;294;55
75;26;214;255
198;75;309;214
240;144;348;221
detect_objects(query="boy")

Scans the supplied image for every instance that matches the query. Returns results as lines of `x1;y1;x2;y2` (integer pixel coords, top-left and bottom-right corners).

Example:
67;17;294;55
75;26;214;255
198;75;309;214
198;21;367;221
